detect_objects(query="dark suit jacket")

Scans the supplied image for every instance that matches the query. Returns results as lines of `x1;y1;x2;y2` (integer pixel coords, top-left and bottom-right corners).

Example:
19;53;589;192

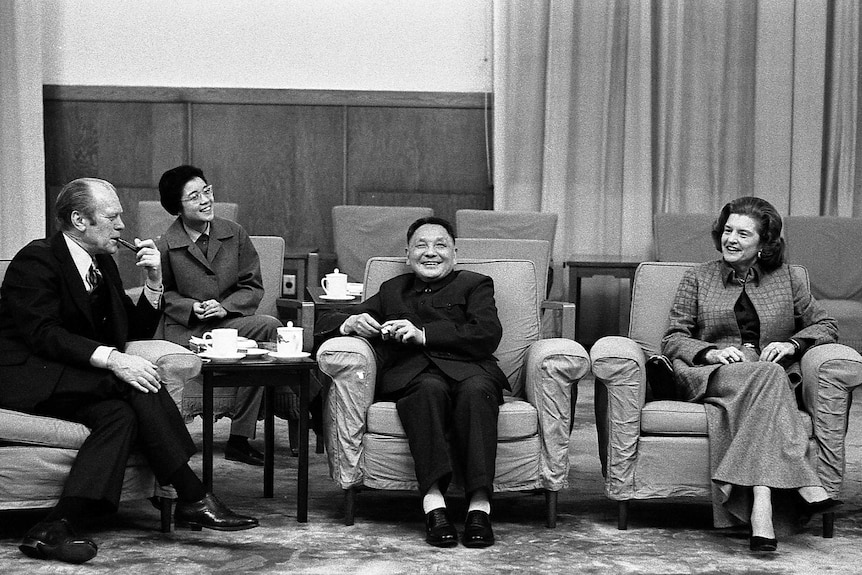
157;217;264;343
0;233;161;410
315;269;509;396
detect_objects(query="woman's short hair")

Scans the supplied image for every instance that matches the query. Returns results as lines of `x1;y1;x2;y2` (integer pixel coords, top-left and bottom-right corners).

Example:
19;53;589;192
711;196;785;272
158;165;207;215
55;178;115;230
407;216;456;244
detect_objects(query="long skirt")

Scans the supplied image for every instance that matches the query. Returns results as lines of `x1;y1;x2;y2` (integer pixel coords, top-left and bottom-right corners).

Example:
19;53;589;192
703;354;821;528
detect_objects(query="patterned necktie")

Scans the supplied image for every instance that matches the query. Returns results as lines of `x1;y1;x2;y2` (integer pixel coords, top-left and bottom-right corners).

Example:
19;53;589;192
87;262;102;292
196;233;209;259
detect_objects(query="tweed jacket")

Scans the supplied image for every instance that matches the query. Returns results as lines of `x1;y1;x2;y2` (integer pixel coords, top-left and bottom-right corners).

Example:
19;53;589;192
158;217;264;341
0;233;161;410
315;269;509;397
662;260;838;401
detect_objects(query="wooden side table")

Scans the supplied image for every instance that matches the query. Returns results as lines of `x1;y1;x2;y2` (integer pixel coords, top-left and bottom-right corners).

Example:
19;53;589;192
201;354;317;522
563;255;644;340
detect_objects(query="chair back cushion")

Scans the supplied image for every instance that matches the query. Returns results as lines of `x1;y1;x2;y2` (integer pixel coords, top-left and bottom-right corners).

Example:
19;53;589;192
137;201;239;241
456;239;550;301
332;205;434;281
653;213;717;262
364;257;541;395
456;209;558;255
250;236;285;317
630;261;811;358
783;216;862;301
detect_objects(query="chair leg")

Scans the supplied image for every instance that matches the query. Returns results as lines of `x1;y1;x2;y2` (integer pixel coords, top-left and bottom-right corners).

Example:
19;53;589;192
315;433;324;454
823;511;835;538
344;487;356;526
618;500;629;530
159;497;173;533
545;490;558;528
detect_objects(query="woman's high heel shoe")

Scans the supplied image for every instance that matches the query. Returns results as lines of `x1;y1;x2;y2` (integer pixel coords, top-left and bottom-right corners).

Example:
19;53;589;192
749;536;778;552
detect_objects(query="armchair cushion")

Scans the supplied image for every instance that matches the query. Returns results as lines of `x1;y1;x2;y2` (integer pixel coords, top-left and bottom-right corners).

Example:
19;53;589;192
640;401;707;436
366;397;539;441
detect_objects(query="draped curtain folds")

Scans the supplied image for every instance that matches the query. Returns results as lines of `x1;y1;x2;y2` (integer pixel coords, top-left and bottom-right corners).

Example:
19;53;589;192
495;0;862;340
0;1;46;259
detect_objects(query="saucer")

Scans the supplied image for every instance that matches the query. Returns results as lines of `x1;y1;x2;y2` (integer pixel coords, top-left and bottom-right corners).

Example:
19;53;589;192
319;294;355;301
268;351;311;361
199;351;244;363
242;348;269;357
190;336;256;349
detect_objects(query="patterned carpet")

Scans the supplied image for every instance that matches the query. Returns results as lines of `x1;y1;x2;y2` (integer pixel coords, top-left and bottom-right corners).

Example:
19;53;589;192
1;381;861;574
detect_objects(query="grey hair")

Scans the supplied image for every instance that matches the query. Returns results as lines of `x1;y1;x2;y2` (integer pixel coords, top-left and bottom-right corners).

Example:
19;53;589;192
55;178;115;230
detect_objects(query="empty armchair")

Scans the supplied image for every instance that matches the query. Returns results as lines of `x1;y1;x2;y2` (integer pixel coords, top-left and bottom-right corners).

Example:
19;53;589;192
331;205;435;282
456;209;558;294
317;256;590;527
590;261;862;536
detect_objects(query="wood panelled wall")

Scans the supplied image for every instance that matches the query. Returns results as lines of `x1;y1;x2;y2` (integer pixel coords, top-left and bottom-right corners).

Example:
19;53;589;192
43;86;493;284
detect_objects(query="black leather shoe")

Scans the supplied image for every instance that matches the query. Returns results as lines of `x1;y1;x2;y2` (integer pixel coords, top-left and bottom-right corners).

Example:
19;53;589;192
175;493;259;531
463;510;495;548
799;497;843;526
225;442;264;466
425;508;458;548
19;519;98;564
749;536;778;552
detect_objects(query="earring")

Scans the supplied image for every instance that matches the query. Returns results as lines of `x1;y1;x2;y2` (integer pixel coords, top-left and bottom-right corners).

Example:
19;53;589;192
757;250;762;259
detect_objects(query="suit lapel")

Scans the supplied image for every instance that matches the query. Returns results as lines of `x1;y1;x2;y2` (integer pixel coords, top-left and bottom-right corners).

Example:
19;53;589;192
164;217;214;272
50;233;95;328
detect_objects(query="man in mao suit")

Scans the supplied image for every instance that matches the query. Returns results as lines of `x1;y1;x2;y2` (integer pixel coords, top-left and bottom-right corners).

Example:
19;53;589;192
0;178;257;565
315;216;507;548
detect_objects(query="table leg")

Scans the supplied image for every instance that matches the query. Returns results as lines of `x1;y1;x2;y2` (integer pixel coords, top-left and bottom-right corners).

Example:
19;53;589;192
574;275;583;341
298;370;309;523
202;372;214;493
264;386;275;498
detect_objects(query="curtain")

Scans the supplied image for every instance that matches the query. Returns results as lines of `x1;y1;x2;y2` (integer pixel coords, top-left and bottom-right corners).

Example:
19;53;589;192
0;1;46;259
494;0;862;341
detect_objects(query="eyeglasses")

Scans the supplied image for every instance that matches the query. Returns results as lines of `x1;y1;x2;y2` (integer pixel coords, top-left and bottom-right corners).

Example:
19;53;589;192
181;185;214;204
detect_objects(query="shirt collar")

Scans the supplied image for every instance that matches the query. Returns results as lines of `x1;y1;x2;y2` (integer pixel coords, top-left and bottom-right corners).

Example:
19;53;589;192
62;232;96;284
411;269;459;293
720;259;761;287
182;220;210;242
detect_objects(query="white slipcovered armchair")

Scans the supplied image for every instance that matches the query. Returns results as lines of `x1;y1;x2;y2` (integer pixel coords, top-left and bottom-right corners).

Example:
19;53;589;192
590;261;862;537
317;256;590;527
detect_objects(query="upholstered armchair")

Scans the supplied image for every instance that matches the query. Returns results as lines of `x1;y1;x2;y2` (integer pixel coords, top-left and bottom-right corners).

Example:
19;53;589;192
317;256;590;527
590;261;862;537
0;339;201;533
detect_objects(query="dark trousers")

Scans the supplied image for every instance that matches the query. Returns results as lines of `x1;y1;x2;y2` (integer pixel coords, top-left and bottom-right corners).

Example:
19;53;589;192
389;367;500;497
33;364;196;512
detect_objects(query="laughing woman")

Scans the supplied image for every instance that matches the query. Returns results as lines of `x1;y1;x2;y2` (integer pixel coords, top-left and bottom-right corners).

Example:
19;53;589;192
156;165;281;466
662;196;841;552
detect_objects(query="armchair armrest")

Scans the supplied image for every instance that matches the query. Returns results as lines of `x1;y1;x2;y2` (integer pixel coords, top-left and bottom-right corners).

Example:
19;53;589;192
316;336;378;489
799;343;862;496
524;337;589;490
541;300;575;340
125;340;202;412
589;336;647;498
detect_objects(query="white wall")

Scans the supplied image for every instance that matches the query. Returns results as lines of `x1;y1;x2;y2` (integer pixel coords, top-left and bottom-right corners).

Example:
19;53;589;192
42;0;493;92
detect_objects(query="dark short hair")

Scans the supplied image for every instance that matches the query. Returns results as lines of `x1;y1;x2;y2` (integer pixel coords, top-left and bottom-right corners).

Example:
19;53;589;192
55;178;114;230
406;216;456;244
711;196;785;272
158;165;207;215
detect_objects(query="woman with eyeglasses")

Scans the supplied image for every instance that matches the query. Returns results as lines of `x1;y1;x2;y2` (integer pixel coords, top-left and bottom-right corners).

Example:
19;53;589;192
156;164;282;466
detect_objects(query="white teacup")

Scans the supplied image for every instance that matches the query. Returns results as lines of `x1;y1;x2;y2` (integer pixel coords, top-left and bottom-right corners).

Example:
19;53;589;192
203;328;238;356
277;322;304;355
321;268;348;298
